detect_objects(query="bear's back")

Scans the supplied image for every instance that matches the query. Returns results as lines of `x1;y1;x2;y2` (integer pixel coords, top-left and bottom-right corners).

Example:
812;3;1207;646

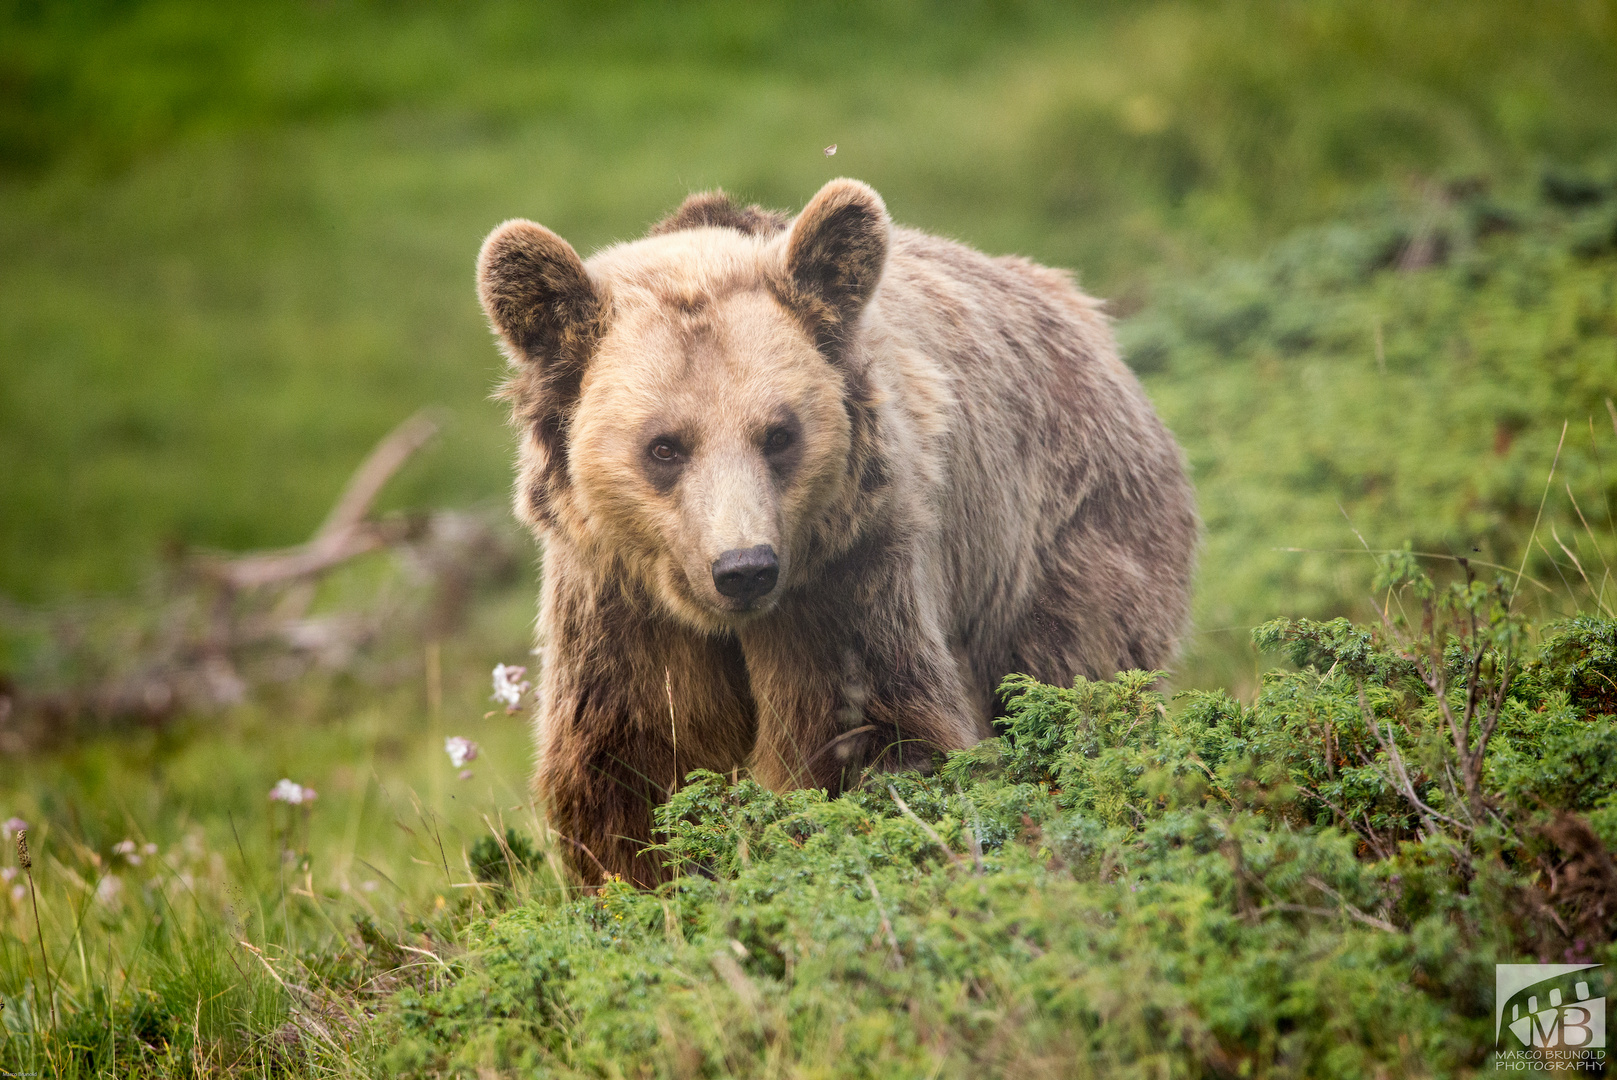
868;226;1197;677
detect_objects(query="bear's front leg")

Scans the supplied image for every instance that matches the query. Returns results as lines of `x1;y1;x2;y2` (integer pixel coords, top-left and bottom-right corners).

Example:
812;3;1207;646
739;557;986;793
533;554;756;886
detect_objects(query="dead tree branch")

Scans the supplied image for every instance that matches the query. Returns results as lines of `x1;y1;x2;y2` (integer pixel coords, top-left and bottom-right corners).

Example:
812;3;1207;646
0;410;521;750
201;411;439;591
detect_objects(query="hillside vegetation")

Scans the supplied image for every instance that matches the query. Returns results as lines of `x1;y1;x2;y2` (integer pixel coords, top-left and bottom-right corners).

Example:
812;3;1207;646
15;564;1604;1077
1132;179;1617;685
2;191;1614;1078
376;579;1617;1076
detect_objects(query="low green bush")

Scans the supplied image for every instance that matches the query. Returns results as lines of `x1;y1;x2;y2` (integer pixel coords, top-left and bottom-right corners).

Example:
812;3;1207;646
384;564;1617;1077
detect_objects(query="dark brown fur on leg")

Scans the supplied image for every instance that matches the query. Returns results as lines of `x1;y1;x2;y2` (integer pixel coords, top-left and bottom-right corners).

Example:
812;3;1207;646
740;556;984;793
534;551;755;886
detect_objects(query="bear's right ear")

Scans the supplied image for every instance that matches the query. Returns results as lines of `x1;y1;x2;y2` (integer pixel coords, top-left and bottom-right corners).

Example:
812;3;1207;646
477;220;603;366
779;179;890;353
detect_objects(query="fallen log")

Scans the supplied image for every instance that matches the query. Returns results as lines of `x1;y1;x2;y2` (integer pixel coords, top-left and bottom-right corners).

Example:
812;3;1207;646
0;410;522;750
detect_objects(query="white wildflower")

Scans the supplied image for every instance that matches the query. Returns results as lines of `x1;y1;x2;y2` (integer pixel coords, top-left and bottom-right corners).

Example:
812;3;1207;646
112;839;143;865
1;816;26;840
268;779;317;805
143;842;158;856
96;874;123;908
445;736;479;769
1;867;15;883
8;884;23;903
824;143;838;157
491;663;531;712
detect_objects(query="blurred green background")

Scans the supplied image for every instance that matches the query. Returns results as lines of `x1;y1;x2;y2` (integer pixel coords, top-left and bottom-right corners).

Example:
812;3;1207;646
3;0;1614;610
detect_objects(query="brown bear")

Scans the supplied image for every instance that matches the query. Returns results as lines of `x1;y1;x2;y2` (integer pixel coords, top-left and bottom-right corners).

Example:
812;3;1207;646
477;179;1197;885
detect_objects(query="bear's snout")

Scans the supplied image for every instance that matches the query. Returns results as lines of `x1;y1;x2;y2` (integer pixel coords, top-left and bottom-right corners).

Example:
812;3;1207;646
711;545;779;605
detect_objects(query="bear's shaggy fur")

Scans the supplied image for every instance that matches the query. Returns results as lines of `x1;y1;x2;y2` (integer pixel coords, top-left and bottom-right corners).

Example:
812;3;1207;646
477;180;1197;885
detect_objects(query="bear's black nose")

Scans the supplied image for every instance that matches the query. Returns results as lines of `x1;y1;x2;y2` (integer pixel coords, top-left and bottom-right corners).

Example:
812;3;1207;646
711;545;779;604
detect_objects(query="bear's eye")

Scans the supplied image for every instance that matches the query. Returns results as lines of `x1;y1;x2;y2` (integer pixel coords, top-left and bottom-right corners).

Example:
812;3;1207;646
648;439;682;463
763;427;793;454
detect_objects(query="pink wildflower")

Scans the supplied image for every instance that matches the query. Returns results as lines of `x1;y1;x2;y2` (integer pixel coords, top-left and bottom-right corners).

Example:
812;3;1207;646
491;664;531;712
268;779;317;805
445;736;479;769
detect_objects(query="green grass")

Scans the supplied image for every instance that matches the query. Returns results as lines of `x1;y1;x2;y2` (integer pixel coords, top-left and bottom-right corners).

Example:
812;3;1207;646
0;625;542;1076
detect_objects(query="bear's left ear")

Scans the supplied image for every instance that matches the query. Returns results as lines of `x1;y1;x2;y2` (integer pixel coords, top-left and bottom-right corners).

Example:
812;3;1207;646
477;219;604;368
779;179;890;352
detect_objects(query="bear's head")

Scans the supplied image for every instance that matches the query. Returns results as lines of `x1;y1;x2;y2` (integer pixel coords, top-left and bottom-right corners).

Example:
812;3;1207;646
478;179;891;631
